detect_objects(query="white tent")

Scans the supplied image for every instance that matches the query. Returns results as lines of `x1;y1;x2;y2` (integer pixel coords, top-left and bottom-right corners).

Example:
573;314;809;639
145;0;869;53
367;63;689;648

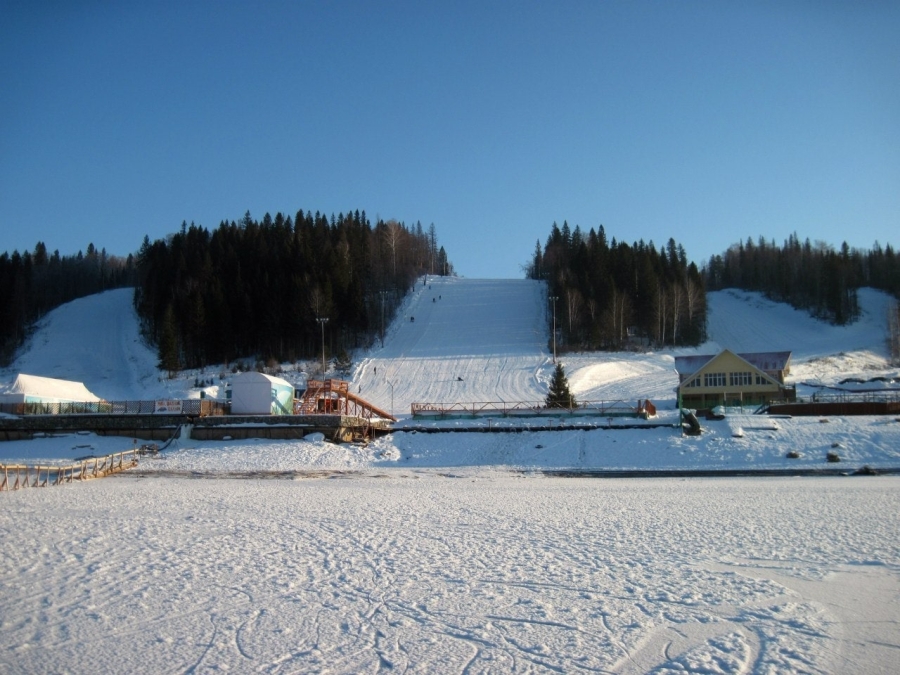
0;373;101;404
230;372;295;415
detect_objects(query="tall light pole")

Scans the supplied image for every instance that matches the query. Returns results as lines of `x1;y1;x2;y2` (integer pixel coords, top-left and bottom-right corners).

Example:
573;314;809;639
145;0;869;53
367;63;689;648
675;368;684;436
317;317;329;376
386;378;394;416
549;295;558;363
380;290;387;347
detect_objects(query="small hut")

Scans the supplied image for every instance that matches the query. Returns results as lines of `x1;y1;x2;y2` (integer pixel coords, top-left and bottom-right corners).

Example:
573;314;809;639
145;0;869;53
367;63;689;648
230;372;295;415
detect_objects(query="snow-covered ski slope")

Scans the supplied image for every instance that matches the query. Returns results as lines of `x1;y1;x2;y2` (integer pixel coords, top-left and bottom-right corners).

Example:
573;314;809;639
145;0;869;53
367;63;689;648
704;287;892;358
2;288;166;401
356;277;550;414
703;287;895;387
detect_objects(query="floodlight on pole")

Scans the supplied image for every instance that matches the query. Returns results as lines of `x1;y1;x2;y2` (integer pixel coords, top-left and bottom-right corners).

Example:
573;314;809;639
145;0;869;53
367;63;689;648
317;317;329;375
549;295;559;363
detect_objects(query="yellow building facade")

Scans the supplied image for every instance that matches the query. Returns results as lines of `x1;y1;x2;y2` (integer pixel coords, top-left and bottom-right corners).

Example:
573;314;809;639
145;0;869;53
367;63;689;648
675;349;794;411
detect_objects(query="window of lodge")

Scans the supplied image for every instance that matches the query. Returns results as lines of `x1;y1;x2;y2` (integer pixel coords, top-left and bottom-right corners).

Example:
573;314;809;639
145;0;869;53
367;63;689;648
704;372;726;387
730;372;752;386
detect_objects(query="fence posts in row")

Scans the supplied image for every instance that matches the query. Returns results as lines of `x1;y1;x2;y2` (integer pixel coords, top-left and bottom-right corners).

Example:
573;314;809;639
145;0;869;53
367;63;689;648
1;449;139;492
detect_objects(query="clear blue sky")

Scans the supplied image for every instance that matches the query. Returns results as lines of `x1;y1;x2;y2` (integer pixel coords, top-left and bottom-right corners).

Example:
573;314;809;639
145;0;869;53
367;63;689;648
2;1;898;278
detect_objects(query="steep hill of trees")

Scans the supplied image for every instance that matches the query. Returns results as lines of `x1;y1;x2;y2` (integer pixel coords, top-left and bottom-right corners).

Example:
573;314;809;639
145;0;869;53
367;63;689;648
526;223;706;350
0;244;136;365
703;235;900;326
136;210;452;372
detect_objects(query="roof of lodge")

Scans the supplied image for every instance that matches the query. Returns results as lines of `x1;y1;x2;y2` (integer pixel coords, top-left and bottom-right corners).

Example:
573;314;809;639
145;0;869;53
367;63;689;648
674;350;792;377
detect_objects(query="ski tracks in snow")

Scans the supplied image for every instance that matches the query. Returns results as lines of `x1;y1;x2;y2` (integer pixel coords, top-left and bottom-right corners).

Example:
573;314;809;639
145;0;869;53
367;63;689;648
4;476;896;674
359;277;550;414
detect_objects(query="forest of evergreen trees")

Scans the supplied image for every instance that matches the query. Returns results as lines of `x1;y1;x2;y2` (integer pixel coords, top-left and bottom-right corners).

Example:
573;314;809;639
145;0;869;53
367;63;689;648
136;210;452;372
0;244;136;365
702;234;900;326
526;223;707;351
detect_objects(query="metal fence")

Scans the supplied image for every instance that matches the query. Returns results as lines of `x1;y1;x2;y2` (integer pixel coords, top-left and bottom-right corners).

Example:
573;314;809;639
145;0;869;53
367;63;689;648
411;399;653;419
804;391;900;404
0;399;228;417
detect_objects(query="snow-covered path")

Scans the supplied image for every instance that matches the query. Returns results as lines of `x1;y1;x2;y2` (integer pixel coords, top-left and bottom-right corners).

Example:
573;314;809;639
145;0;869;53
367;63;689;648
2;474;897;674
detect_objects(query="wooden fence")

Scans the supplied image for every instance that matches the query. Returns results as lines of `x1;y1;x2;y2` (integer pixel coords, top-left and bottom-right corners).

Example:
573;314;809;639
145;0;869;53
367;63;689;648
1;449;139;492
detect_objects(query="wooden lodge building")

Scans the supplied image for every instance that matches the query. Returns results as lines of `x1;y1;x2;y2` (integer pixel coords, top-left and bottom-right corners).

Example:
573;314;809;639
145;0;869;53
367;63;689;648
675;349;795;411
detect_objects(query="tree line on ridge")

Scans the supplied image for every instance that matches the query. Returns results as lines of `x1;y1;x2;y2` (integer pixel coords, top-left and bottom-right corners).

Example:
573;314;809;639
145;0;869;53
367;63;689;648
703;234;900;326
526;223;707;350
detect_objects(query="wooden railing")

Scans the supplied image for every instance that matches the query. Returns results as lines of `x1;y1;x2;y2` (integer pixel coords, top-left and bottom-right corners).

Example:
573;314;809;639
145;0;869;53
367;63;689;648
1;449;140;492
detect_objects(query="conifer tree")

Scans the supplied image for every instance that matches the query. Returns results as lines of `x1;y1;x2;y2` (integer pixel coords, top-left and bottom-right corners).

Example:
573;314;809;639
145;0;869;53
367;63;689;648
546;363;576;409
157;304;180;377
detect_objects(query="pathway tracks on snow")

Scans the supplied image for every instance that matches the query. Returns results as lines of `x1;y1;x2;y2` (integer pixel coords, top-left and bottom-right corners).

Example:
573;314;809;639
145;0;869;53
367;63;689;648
5;477;897;673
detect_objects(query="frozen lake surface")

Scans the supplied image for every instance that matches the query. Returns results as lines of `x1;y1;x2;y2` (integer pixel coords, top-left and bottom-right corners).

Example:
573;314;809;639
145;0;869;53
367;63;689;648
2;473;898;674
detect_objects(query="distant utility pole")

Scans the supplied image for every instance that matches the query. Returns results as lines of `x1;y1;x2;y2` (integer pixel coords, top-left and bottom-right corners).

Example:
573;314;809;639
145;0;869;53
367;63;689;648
386;378;394;416
675;368;684;436
380;291;387;347
549;295;559;363
317;317;329;375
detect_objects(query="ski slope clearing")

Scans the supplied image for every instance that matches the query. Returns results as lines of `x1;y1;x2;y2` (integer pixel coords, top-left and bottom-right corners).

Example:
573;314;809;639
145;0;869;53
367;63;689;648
356;277;550;414
1;475;898;674
705;287;893;359
704;287;895;388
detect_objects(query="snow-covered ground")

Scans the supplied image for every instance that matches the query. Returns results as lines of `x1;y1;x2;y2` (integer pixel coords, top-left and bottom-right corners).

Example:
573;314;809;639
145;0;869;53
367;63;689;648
1;474;897;675
2;280;900;673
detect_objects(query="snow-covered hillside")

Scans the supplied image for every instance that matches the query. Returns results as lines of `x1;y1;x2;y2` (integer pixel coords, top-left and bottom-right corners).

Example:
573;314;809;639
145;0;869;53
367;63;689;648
3;279;895;413
357;277;549;415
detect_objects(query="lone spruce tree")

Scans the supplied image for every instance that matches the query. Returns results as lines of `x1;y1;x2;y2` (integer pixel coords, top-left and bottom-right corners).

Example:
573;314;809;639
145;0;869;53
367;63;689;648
546;362;576;409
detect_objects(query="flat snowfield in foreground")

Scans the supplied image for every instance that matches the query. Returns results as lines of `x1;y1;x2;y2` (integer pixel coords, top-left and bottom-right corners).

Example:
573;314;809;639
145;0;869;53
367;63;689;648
2;474;898;674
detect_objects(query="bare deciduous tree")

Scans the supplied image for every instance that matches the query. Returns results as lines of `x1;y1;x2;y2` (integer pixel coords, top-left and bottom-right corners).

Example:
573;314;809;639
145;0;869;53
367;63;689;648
384;220;403;278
